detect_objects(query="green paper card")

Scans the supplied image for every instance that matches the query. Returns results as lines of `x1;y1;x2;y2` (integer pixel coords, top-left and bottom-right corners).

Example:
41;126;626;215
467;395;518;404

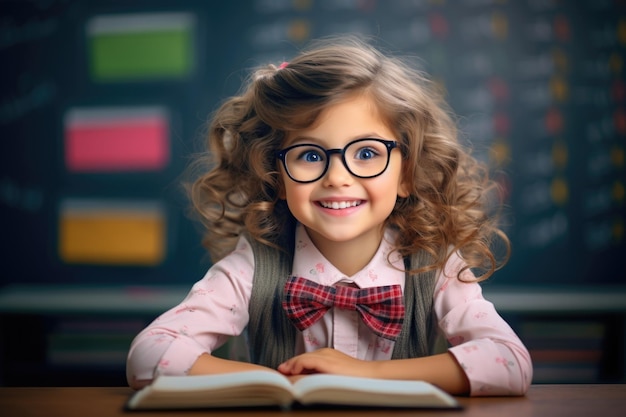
87;12;195;81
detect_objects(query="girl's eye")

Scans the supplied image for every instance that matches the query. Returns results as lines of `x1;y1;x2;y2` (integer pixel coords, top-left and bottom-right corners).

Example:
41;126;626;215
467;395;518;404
355;147;379;160
297;149;324;163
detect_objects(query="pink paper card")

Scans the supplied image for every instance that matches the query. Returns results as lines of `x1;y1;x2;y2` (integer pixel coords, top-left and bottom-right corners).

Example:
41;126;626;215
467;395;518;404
65;107;170;172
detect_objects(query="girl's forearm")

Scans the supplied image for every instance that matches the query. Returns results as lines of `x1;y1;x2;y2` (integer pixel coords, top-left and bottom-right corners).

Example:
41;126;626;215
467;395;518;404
188;353;276;376
371;352;470;395
130;353;277;390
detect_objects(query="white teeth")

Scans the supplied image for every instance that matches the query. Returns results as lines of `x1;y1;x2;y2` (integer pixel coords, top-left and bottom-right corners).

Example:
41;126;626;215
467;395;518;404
320;200;360;209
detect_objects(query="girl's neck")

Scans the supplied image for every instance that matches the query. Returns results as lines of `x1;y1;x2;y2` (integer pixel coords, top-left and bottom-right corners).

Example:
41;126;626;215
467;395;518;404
305;227;384;277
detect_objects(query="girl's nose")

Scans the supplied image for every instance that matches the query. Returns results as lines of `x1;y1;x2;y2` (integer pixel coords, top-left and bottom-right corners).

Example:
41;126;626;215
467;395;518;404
321;155;353;187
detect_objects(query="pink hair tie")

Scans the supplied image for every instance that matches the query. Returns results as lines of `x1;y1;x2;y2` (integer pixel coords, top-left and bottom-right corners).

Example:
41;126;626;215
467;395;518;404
278;61;289;69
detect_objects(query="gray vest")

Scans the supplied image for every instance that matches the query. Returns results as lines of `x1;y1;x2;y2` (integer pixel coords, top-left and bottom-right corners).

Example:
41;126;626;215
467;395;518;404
246;238;442;369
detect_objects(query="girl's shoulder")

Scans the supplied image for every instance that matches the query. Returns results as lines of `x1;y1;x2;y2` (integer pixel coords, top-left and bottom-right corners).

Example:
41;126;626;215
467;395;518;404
203;235;256;279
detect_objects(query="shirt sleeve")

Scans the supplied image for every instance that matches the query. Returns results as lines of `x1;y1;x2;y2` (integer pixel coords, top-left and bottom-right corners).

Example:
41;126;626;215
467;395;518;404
433;252;533;396
126;236;255;385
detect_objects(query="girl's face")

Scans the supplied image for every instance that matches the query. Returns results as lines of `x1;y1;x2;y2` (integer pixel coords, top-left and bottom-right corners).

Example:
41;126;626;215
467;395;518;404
278;94;409;259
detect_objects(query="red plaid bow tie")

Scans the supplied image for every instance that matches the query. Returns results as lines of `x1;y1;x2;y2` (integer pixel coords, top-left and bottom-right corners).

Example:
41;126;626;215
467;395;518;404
282;276;405;341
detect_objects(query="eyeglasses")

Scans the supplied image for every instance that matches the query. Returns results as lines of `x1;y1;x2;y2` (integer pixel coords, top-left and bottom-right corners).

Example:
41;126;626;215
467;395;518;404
276;138;398;183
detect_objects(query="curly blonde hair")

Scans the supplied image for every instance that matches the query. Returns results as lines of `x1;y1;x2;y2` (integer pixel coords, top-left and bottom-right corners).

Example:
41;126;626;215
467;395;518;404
187;36;510;281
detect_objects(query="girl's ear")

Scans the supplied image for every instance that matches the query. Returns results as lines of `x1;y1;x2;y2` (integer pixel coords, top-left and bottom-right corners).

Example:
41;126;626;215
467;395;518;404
397;180;410;198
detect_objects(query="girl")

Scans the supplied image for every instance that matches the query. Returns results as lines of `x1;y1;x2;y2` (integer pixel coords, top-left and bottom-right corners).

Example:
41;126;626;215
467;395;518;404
126;36;532;396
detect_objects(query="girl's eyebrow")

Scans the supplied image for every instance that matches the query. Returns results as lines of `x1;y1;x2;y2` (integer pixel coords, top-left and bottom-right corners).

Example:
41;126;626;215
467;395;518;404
286;135;320;144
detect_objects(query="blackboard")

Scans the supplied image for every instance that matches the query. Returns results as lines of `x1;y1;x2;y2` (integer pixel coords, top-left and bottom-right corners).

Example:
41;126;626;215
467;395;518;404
1;0;624;287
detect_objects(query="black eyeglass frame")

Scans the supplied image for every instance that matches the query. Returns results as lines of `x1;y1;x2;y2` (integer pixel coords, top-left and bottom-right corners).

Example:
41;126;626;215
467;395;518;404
276;138;399;184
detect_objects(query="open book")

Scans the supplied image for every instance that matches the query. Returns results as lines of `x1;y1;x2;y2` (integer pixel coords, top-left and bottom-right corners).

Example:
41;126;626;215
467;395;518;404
126;370;460;410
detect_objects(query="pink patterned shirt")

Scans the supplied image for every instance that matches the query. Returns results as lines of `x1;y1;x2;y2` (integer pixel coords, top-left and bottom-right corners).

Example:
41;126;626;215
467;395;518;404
127;224;532;396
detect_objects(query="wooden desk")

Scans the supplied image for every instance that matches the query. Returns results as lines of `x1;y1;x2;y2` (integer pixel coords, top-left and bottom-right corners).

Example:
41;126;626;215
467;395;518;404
1;384;625;417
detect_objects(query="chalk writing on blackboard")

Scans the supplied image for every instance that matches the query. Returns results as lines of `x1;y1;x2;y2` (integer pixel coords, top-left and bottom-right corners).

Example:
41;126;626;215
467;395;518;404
0;15;59;50
0;80;56;124
0;177;43;213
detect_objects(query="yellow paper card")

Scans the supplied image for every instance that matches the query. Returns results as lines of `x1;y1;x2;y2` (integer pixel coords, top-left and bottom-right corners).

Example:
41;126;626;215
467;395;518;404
59;199;166;265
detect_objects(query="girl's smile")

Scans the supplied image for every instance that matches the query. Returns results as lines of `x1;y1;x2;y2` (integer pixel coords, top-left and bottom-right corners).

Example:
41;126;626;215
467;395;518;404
317;199;363;210
316;198;365;217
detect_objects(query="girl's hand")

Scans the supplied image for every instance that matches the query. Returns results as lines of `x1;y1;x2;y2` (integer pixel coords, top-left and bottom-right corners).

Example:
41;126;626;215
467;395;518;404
278;348;377;378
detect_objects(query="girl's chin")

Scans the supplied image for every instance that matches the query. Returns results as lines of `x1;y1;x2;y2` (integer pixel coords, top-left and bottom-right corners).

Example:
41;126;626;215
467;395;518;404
303;226;383;248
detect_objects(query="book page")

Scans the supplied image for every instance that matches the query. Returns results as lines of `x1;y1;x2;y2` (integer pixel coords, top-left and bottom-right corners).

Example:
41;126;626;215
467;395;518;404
128;370;296;409
149;370;292;392
292;374;459;408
